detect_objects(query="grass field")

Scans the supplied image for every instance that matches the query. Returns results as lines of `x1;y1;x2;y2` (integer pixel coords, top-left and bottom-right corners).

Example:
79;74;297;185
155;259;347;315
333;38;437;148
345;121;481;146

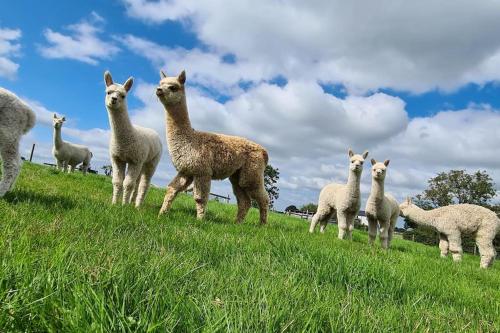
1;163;500;332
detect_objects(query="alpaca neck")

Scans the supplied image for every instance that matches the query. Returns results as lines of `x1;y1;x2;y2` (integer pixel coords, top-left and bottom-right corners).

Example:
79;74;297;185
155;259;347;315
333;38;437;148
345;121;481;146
107;105;135;141
53;127;64;149
369;178;385;205
346;170;361;200
165;97;193;138
406;206;437;228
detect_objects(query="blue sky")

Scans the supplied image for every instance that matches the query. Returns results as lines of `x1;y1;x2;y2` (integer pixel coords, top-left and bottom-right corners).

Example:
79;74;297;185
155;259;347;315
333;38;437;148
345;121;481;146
2;0;500;213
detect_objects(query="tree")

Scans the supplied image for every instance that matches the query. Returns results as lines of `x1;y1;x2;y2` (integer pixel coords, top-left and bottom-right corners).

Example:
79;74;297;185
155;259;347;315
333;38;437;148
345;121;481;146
264;164;280;209
300;203;318;213
422;170;495;207
285;205;298;212
101;165;112;177
404;169;499;255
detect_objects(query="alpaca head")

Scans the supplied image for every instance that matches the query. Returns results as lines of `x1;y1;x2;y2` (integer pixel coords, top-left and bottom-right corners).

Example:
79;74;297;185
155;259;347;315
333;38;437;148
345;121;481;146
156;69;186;107
104;71;133;111
348;149;368;175
52;113;66;129
399;197;414;217
370;158;390;181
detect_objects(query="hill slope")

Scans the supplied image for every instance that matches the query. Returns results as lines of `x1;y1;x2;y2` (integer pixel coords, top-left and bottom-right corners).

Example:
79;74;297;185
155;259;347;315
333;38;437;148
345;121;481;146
1;163;499;332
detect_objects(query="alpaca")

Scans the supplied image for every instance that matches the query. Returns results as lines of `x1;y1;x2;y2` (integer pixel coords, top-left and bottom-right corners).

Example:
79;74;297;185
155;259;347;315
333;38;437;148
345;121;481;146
52;114;93;174
309;149;369;239
0;88;36;197
365;159;400;249
399;198;500;268
104;71;162;207
156;70;269;223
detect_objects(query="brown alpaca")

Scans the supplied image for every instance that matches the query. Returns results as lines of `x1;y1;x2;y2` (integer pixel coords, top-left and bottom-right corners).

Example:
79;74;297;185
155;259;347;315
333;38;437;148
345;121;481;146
156;70;269;224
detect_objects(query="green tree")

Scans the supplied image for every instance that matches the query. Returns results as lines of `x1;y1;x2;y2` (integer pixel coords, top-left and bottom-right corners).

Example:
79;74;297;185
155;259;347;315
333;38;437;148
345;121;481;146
423;170;495;207
300;203;318;213
101;165;112;177
264;164;280;209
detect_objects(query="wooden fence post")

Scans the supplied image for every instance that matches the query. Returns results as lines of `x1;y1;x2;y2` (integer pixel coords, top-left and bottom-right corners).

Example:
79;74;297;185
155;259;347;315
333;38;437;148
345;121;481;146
29;143;35;162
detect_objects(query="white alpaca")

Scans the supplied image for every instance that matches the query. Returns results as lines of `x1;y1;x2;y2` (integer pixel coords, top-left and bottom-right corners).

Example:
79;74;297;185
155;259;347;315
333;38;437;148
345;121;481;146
309;149;369;239
0;88;36;196
399;198;500;268
104;71;162;207
52;114;93;174
365;159;400;249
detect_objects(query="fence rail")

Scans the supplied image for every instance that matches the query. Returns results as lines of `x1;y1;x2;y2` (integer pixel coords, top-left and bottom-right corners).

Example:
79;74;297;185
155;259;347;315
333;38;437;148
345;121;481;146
185;188;230;204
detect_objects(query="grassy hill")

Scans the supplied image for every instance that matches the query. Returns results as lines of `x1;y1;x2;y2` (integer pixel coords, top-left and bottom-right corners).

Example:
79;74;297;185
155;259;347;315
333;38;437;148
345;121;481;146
1;163;499;332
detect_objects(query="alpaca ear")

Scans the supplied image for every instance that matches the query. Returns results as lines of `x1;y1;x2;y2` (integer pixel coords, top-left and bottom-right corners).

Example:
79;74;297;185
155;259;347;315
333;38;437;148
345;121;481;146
123;77;134;92
104;71;113;87
384;159;390;166
53;113;57;119
371;158;376;166
61;117;66;122
348;148;354;157
362;151;369;159
178;70;186;85
160;70;167;79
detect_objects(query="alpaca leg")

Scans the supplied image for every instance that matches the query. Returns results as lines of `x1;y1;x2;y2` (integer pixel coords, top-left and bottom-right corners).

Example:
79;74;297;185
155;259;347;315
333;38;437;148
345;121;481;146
387;214;398;248
379;221;389;249
122;163;143;205
230;174;251;224
82;163;89;175
337;213;348;240
62;161;68;172
439;233;449;258
56;159;63;171
447;233;463;262
159;173;193;215
130;177;141;205
68;164;75;173
111;159;126;205
247;185;269;225
193;175;211;220
310;205;332;233
0;138;21;197
476;229;496;268
345;214;355;240
135;163;156;207
367;216;377;245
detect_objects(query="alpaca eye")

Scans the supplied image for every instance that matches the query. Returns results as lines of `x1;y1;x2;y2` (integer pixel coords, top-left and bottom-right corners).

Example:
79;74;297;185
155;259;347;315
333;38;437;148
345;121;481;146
169;86;178;92
120;94;125;99
107;91;111;95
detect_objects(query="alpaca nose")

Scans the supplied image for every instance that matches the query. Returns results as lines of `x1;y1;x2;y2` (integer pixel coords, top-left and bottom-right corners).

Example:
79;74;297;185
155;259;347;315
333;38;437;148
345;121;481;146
111;96;117;102
156;87;163;96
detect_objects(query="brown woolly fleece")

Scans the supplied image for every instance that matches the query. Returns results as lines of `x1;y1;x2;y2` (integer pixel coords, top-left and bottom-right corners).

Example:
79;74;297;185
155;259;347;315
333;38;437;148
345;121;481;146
156;70;269;224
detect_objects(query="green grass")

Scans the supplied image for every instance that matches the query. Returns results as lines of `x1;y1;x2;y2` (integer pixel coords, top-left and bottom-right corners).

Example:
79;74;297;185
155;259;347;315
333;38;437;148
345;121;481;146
1;163;499;332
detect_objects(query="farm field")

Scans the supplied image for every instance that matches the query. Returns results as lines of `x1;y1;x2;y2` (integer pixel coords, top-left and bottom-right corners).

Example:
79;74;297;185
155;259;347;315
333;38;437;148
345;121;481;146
1;163;499;332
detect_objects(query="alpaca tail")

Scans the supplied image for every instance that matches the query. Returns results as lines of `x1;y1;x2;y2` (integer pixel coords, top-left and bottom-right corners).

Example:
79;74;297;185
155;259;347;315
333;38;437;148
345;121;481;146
262;150;269;165
23;107;36;134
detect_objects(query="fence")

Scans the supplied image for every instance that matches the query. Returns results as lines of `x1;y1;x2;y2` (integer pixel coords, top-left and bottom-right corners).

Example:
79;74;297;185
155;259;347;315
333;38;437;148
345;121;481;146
184;188;230;204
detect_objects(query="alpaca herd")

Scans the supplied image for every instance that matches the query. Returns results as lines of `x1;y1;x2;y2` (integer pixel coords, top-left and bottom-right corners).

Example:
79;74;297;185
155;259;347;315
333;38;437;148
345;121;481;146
0;70;499;269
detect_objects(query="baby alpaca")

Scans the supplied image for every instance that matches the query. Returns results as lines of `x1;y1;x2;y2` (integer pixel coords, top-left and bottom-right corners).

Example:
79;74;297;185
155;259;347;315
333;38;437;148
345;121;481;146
309;149;369;239
365;159;400;249
156;70;269;223
104;71;162;207
0;88;36;196
52;114;93;174
399;198;500;268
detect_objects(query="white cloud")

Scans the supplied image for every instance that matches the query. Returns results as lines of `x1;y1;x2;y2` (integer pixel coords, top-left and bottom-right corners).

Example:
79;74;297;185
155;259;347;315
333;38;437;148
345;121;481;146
39;12;120;65
121;0;500;94
0;27;21;79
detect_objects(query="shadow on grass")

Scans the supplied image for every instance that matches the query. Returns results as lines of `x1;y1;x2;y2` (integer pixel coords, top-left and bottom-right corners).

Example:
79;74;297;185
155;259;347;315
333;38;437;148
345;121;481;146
3;189;76;210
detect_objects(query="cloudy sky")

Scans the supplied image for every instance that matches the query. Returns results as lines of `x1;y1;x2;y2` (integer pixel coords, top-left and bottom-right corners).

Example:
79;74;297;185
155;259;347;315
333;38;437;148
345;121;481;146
2;0;500;213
